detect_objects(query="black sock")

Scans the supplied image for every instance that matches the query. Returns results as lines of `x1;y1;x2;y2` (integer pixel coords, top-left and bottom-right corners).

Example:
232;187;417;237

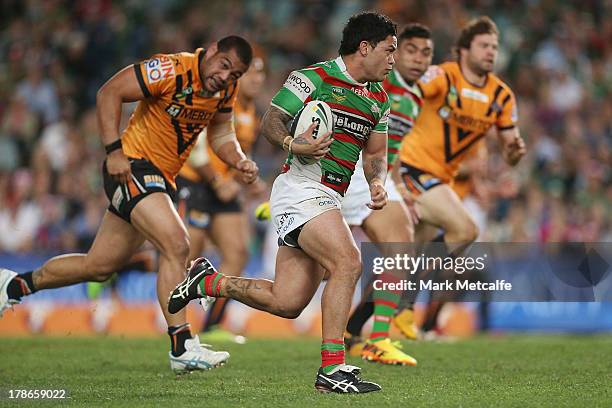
168;323;192;357
6;271;37;301
203;298;229;332
346;301;374;337
421;302;444;332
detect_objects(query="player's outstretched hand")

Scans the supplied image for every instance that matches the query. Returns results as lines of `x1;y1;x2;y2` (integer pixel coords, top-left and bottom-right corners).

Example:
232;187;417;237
367;181;387;210
106;150;132;184
236;159;259;184
291;123;333;160
506;134;526;165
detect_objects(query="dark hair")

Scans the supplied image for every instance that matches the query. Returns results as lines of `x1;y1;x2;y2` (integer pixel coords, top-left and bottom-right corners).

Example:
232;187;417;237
399;23;431;42
217;35;253;66
339;12;397;56
455;16;499;57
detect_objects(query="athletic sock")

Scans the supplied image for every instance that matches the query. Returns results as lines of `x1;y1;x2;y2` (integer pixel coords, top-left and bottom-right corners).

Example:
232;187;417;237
422;301;444;332
346;301;374;337
369;290;400;343
6;271;37;300
168;323;192;357
203;297;229;331
321;339;345;374
197;270;225;297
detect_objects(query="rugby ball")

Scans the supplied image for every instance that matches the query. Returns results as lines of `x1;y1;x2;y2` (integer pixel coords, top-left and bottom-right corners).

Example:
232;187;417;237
289;100;334;165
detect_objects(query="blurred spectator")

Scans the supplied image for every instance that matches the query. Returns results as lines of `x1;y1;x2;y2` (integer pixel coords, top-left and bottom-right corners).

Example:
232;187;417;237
15;63;60;125
0;170;41;252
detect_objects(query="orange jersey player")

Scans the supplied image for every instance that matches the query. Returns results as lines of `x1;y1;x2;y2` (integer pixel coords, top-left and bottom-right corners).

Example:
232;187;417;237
0;36;258;374
176;56;267;343
391;17;525;336
393;16;525;257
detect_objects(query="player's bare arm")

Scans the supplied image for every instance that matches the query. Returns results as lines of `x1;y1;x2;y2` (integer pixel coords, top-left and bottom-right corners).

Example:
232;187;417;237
208;111;259;184
363;130;388;210
498;127;526;166
96;65;147;184
261;105;332;159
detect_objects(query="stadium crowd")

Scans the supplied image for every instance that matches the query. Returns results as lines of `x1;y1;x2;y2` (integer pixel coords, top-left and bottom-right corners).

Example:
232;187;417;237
0;0;609;254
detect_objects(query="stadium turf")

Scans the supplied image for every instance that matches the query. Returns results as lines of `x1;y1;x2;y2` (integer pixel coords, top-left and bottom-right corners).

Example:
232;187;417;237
0;335;610;407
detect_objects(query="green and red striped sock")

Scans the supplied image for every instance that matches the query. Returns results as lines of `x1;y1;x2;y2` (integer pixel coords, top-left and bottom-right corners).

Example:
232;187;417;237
369;289;400;343
321;339;345;374
197;270;225;297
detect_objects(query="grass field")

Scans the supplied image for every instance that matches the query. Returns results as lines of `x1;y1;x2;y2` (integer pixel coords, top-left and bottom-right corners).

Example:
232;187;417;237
1;335;611;407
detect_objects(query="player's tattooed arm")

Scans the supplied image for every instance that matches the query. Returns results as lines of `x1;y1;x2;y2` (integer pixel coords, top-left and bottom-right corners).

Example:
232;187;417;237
363;131;388;210
363;131;388;185
261;106;292;147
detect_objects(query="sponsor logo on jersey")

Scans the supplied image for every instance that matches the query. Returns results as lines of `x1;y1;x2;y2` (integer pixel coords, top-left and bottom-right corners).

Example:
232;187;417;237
371;103;381;114
145;56;175;84
323;171;345;186
333;110;373;138
166;103;214;122
143;175;166;189
331;87;347;102
379;107;390;124
284;71;314;102
351;87;371;97
461;88;489;103
438;105;493;133
388;115;412;135
438;106;451;120
174;86;193;99
166;103;184;118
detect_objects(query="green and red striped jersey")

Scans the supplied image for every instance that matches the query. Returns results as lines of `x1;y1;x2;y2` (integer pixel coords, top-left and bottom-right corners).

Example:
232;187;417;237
271;57;390;195
382;69;423;170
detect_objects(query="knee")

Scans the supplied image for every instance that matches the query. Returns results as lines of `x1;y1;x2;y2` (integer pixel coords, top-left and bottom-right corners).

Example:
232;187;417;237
332;250;362;283
162;232;191;261
458;218;479;243
221;242;249;268
446;218;479;244
274;302;305;319
86;262;117;283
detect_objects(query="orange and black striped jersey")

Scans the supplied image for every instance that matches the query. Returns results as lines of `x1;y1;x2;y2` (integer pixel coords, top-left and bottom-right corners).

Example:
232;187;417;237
400;62;517;183
121;48;238;187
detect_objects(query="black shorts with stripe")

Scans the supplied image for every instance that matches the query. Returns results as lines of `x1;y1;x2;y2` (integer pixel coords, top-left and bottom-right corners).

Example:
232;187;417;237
399;162;445;196
103;158;176;223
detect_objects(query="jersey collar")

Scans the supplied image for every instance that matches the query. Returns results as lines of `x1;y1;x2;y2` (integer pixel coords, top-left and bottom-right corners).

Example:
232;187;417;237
392;68;418;93
334;56;367;87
